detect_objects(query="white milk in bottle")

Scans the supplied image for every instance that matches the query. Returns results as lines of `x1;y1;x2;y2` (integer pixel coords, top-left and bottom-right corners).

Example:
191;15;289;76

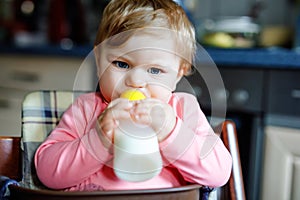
113;89;162;182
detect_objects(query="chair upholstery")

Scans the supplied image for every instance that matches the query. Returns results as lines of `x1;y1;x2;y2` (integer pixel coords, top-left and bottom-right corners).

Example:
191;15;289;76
21;90;85;189
0;90;245;199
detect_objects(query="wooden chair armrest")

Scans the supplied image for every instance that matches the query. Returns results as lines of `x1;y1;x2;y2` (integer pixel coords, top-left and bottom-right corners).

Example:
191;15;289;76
217;120;246;200
0;136;22;181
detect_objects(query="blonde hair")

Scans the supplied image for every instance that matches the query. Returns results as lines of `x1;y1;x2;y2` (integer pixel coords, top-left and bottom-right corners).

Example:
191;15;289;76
94;0;196;75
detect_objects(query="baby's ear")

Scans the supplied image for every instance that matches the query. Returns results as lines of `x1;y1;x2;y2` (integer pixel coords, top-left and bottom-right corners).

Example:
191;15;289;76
175;67;185;85
177;68;184;78
178;62;191;77
175;63;191;87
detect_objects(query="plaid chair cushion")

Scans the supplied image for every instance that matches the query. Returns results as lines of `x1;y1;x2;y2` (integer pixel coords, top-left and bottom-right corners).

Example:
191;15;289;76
21;90;86;189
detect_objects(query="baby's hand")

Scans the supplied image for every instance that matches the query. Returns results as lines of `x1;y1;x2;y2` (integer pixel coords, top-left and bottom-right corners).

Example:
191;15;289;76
97;98;133;148
131;98;176;142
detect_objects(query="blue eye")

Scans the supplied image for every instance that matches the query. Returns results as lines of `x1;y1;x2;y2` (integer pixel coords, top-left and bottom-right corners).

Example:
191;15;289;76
148;68;161;74
112;61;129;69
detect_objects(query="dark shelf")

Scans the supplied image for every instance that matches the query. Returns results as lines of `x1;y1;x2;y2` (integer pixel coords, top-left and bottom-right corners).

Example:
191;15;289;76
0;45;93;58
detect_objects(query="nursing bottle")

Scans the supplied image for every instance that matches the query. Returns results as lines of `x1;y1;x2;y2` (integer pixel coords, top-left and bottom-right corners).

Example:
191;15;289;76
113;89;163;182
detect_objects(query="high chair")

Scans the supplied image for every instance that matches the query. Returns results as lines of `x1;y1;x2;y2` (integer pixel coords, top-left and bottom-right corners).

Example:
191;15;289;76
0;90;245;200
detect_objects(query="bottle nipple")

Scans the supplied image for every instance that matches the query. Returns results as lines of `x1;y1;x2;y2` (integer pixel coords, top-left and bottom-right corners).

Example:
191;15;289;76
120;89;146;101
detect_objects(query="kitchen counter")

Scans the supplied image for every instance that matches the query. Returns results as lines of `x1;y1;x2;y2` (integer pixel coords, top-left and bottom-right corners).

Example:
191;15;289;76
205;47;300;69
1;45;300;69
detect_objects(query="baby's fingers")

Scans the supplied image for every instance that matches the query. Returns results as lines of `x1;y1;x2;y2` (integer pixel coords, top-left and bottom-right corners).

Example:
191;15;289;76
132;113;152;125
108;98;133;110
102;99;134;121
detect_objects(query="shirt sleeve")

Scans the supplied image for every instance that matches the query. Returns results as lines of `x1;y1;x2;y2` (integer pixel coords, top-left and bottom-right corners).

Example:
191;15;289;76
160;93;232;187
34;93;112;189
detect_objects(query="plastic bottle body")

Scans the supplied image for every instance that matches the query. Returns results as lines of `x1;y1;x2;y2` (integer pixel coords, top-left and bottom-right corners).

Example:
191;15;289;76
113;119;163;182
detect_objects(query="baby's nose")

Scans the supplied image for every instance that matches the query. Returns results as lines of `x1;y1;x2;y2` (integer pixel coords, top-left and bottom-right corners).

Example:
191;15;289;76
125;68;147;88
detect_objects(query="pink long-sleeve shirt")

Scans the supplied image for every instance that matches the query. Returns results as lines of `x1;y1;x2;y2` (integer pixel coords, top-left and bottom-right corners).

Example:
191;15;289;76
35;92;232;191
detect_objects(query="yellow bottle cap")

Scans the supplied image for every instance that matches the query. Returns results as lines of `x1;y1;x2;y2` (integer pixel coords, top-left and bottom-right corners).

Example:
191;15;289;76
120;90;146;101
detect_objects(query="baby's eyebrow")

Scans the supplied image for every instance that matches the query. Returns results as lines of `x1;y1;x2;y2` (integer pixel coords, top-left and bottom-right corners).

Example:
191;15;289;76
107;54;128;63
151;63;174;69
141;64;167;70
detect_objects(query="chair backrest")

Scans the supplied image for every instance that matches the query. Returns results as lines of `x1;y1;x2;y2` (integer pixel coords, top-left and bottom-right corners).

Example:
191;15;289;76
21;90;86;189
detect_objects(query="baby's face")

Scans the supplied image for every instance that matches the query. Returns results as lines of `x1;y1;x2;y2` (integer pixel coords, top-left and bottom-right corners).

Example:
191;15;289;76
97;29;184;102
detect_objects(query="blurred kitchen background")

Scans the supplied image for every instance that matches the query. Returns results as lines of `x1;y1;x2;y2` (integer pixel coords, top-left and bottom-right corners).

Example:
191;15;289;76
1;0;300;200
